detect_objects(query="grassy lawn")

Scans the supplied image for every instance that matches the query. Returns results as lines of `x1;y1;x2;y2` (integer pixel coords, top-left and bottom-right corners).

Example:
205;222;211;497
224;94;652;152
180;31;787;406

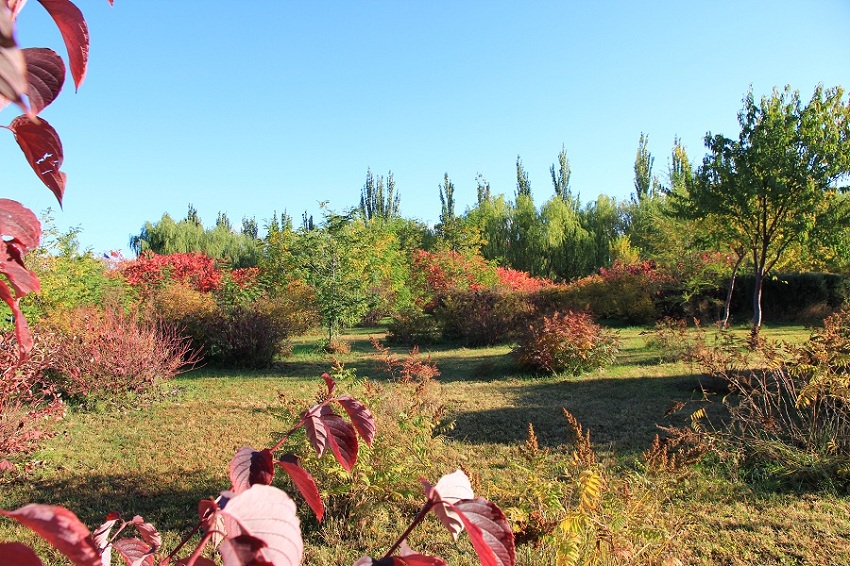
1;324;848;565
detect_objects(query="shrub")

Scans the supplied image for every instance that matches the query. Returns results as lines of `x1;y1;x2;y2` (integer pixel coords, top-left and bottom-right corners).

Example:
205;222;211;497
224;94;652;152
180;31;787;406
200;301;293;368
118;251;224;293
41;305;199;401
643;317;694;363
435;289;535;347
385;308;442;346
693;317;850;489
513;311;619;376
409;249;498;309
0;332;64;460
148;280;317;368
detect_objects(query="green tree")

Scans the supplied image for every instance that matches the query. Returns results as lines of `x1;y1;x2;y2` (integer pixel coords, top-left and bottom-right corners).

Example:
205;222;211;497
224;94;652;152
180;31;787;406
131;208;260;268
675;85;850;330
539;195;594;280
633;132;655;201
359;168;400;222
550;145;572;202
438;172;456;228
476;173;491;203
516;155;531;199
581;195;625;269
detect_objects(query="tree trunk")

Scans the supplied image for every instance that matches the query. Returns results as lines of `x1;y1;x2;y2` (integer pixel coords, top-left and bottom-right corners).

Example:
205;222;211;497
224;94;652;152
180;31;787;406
720;253;744;329
752;267;764;334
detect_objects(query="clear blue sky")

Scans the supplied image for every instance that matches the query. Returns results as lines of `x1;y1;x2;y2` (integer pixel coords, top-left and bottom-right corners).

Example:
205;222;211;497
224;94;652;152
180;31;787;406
3;1;849;255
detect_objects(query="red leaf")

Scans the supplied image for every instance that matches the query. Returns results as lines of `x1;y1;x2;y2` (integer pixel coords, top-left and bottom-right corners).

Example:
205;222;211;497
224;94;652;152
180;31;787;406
0;278;34;356
0;504;102;566
0;542;45;566
229;447;275;495
336;394;376;447
0;7;28;113
321;408;358;472
7;1;28;21
451;498;515;566
422;470;474;541
321;372;336;396
219;484;303;566
36;0;88;90
301;404;328;458
112;538;154;566
177;559;216;566
219;534;273;566
0;198;41;252
276;454;324;522
8;115;65;203
129;516;161;550
22;47;64;114
353;555;447;566
91;517;118;566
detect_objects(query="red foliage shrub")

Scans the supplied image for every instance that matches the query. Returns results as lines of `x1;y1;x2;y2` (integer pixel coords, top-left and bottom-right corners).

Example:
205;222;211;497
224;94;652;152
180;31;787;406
409;250;497;308
230;267;261;289
495;267;554;293
42;305;199;399
0;332;64;459
118;252;223;293
513;311;619;376
372;337;440;386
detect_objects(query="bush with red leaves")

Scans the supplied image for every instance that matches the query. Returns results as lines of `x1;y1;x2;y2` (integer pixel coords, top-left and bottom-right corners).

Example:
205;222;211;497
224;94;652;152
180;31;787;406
42;305;199;400
514;311;619;376
0;331;64;460
118;252;224;294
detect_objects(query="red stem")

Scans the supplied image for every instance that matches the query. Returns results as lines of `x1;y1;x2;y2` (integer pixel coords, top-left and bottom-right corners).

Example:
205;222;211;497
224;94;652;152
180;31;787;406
382;500;435;559
159;518;204;566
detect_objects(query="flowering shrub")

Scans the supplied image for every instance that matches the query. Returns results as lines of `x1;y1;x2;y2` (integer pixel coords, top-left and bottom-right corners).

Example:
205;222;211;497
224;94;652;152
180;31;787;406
513;311;619;376
41;305;199;400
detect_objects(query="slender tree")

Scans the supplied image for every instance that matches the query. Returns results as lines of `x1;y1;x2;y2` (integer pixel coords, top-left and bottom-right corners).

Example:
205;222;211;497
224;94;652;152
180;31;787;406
633;133;655;201
516;155;532;198
675;85;850;331
550;145;572;202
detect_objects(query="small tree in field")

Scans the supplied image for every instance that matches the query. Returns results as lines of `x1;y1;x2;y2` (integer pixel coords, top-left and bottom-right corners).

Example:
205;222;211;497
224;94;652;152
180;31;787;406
674;85;850;332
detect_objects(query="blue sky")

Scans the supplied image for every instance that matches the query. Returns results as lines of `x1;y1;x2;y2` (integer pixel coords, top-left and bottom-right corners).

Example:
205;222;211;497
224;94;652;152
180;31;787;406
3;1;849;255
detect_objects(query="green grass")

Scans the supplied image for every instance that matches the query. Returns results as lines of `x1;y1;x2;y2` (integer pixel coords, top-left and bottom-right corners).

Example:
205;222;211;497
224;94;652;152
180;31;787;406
2;324;849;565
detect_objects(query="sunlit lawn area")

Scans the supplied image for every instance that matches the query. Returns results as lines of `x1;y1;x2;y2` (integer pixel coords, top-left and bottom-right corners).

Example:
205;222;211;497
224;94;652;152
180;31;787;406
1;324;848;565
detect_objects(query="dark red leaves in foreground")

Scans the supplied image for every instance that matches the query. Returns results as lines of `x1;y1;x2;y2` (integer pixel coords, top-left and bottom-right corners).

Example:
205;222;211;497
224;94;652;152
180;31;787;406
0;504;101;566
8;115;66;203
276;454;324;522
36;0;89;90
229;447;275;494
0;542;45;566
22;47;65;114
453;498;515;566
0;198;42;355
337;394;376;447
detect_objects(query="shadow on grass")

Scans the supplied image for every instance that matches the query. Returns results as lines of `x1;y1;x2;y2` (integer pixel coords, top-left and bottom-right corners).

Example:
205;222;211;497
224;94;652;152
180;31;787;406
2;469;222;533
445;372;726;459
